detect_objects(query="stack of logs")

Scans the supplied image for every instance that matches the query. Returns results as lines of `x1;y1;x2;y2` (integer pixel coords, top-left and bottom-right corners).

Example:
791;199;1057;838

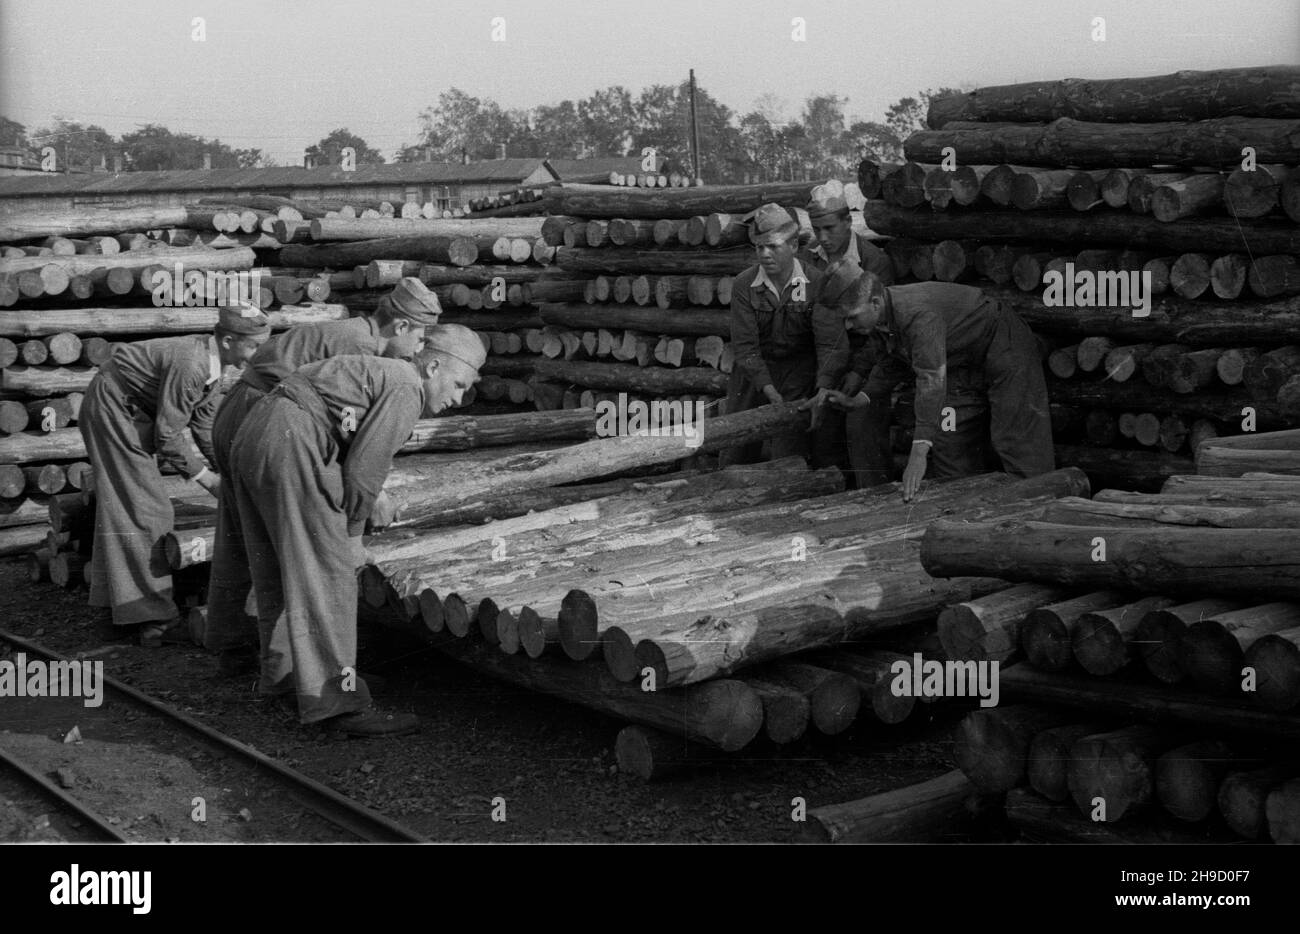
860;64;1300;491
911;426;1300;843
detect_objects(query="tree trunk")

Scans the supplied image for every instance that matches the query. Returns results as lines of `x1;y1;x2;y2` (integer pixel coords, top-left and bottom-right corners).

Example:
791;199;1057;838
0;207;194;242
533;359;727;395
922;519;1300;600
279;236;478;268
803;649;917;725
1265;778;1300;844
1247;254;1300;298
0;303;348;339
613;725;711;780
1067;725;1170;822
739;677;811;744
864;202;1300;257
0;245;256;278
1047;378;1286;429
433;638;762;752
306;217;544;242
1181;603;1300;693
543;180;821;219
1021;590;1129;671
1224;164;1290;217
925;67;1300;127
761;661;860;736
1156;740;1243;822
937;582;1070;663
954;706;1074;793
1028;722;1107;801
907;117;1300;169
538;302;729;337
804;770;976;843
1243;626;1300;711
1218;765;1300;838
554;247;753;277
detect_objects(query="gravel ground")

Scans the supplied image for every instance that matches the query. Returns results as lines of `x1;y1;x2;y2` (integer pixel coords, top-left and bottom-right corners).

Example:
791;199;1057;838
0;557;977;843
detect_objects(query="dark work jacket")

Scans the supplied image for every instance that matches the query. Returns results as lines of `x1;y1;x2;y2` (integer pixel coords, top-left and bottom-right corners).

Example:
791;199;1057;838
729;260;844;392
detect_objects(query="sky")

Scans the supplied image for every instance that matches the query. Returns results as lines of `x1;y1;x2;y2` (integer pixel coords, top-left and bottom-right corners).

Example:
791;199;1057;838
1;0;1297;165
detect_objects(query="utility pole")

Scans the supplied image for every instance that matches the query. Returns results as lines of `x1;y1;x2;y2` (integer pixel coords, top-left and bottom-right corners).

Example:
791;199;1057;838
688;69;701;182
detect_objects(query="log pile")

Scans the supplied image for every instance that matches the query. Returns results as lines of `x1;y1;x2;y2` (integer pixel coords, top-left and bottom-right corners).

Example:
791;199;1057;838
919;426;1300;843
867;65;1300;491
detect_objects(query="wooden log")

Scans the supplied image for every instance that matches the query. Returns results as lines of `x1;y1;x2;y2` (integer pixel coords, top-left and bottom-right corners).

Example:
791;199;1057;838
26;548;51;583
906;117;1300;169
760;662;860;736
23;464;66;495
532;359;727;396
1247;254;1300;298
1073;336;1114;373
1028;722;1107;802
954;706;1073;793
0;522;47;557
0;304;347;340
805;770;976;843
554;247;753;277
1101;343;1153;383
48;551;86;588
804;650;917;725
0;401;28;435
863;202;1300;258
543;181;820;219
1151;174;1226;222
307;217;543;241
1216;347;1260;385
922;520;1300;601
0;245;256;280
433;638;762;752
279;236;478;269
1169;253;1211;299
1011;170;1076;210
0;464;23;497
165;526;217;570
925;67;1300;128
1181;603;1300;694
937;583;1069;663
1156;740;1241;822
1244;627;1300;711
740;677;811;745
1224;164;1290;218
1046;344;1078;379
1219;765;1300;838
1020;590;1129;672
1265;778;1300;843
1067;725;1169;822
614;725;709;780
1284;169;1300;222
1132;598;1243;684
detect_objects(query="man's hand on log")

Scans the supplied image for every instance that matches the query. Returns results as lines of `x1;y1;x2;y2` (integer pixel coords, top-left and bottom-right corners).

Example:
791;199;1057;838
367;490;396;531
194;469;221;497
799;388;832;428
902;444;929;502
762;384;784;405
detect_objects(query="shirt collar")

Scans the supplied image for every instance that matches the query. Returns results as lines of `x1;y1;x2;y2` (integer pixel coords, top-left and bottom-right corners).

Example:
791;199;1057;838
811;233;860;266
752;259;809;299
206;335;221;386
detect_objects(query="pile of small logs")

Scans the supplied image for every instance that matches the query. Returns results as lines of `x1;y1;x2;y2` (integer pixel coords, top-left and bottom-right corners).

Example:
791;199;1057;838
907;426;1300;843
860;65;1300;491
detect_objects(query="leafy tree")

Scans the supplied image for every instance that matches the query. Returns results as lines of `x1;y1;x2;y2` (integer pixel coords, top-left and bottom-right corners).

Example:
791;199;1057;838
411;88;528;161
119;124;267;170
29;117;116;171
305;128;384;166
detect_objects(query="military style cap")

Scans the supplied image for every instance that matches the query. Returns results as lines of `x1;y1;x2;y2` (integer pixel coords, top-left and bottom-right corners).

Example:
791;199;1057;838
217;300;271;334
807;194;850;220
422;323;487;371
747;202;800;246
388;277;443;325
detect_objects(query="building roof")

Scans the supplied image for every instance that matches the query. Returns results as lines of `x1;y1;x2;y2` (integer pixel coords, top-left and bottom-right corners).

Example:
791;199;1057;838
548;156;675;180
0;158;560;199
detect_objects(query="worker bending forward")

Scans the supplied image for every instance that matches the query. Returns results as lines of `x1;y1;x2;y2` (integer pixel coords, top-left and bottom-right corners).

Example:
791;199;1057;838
227;325;484;736
79;304;270;643
205;277;440;674
834;275;1055;500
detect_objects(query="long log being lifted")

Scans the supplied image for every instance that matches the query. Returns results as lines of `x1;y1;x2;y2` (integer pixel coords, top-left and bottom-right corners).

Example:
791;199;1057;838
864;202;1300;257
543;181;822;219
925;66;1300;128
399;408;595;453
905;117;1300;169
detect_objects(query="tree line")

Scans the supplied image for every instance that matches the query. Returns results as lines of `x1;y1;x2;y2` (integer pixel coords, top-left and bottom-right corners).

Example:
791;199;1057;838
1;81;957;182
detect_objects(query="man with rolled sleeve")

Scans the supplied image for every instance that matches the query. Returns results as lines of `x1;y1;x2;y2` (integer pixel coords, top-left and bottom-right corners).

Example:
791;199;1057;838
228;325;485;736
79;303;271;642
722;202;842;466
205;277;441;675
834;274;1055;500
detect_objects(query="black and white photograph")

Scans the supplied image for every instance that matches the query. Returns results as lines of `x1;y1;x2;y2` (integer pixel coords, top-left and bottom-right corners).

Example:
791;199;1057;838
0;0;1297;903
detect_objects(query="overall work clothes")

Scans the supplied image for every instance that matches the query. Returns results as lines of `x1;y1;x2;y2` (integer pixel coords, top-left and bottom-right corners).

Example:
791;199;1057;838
802;235;897;487
79;336;221;626
861;282;1055;480
206;316;384;654
723;261;841;466
228;355;422;724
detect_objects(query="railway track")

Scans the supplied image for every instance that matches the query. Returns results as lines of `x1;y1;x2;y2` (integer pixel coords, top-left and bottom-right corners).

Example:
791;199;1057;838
0;628;426;843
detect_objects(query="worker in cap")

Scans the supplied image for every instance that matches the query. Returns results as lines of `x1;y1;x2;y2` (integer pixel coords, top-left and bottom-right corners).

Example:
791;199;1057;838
721;203;843;467
79;302;271;645
205;276;439;676
830;273;1055;501
227;325;485;736
799;194;896;488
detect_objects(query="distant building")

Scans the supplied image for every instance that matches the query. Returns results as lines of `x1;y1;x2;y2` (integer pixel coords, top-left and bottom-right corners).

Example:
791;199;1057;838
0;159;564;214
